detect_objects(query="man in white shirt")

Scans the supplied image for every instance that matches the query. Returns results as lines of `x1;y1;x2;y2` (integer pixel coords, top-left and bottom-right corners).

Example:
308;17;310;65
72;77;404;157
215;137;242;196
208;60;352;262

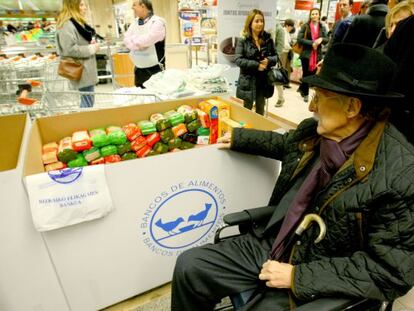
123;0;166;88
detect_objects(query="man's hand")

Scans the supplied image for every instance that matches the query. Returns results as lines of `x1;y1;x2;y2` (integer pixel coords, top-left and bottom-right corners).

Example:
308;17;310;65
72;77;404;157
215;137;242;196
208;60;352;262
258;260;293;288
217;132;231;149
260;58;269;68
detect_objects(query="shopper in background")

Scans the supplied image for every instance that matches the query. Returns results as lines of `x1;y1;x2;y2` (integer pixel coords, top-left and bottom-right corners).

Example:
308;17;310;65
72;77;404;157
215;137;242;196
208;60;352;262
123;0;166;89
297;8;328;103
329;0;354;45
233;9;277;116
342;0;388;47
359;0;372;14
56;0;100;108
273;21;285;107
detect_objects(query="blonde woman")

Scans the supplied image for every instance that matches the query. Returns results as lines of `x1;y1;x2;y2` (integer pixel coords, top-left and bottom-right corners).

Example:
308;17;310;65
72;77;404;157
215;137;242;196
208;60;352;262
386;0;414;37
56;0;100;107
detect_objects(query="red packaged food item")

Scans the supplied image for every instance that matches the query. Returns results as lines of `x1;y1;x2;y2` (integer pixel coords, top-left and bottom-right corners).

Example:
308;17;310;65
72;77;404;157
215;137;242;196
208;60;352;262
42;150;58;165
136;145;152;158
44;161;67;172
131;136;147;151
72;130;92;152
172;123;187;137
146;132;161;147
196;109;210;128
42;142;58;153
90;157;105;165
104;155;122;163
122;123;142;141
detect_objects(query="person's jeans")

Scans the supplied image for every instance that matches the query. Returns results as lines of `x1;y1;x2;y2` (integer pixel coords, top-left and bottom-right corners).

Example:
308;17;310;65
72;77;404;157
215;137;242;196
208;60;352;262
79;85;95;108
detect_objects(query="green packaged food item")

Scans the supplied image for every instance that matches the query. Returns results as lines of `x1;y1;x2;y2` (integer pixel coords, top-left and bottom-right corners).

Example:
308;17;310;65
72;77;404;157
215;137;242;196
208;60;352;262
68;154;88;168
197;127;210;136
165;111;185;126
91;133;110;148
147;150;159;157
153;142;169;154
117;141;132;155
186;119;201;132
108;130;127;145
168;138;182;150
57;149;78;163
121;152;137;161
180;141;196;150
185;110;198;123
138;120;156;135
100;145;118;157
83;147;101;162
155;118;172;132
160;128;175;143
89;128;106;137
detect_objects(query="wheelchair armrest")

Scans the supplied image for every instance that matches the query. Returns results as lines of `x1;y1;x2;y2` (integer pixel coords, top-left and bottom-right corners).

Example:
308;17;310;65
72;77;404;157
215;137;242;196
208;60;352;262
215;206;275;244
223;206;275;226
295;297;382;311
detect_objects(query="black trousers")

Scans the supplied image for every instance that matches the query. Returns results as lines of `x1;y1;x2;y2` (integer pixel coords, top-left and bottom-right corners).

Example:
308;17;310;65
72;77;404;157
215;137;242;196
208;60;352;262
244;86;266;116
134;64;163;88
171;233;291;311
298;57;316;97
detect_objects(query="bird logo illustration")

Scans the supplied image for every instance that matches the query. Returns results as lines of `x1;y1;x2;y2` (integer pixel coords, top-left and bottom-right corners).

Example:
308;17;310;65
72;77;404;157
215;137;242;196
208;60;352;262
187;203;212;226
155;217;184;235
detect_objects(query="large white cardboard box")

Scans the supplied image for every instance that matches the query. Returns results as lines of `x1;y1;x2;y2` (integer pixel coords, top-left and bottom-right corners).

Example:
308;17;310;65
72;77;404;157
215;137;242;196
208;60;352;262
23;97;284;310
0;114;69;311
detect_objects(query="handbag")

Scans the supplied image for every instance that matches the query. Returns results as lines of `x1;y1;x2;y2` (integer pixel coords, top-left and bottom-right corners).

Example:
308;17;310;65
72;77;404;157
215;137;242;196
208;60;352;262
267;58;289;85
292;25;308;54
58;57;84;81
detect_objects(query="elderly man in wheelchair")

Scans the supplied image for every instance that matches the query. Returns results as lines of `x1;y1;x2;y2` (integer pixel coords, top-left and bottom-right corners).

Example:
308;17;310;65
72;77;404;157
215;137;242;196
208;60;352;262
171;43;414;311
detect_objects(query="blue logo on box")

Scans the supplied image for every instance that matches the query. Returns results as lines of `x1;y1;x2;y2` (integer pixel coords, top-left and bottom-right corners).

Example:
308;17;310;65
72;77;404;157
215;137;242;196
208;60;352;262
141;181;226;256
48;168;83;184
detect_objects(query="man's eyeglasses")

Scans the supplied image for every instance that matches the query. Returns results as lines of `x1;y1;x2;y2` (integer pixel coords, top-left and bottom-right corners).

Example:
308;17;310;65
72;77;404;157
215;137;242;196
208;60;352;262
310;92;342;105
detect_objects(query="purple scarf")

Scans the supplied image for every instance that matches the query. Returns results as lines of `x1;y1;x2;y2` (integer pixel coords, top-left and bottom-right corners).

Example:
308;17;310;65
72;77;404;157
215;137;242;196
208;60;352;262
269;121;373;260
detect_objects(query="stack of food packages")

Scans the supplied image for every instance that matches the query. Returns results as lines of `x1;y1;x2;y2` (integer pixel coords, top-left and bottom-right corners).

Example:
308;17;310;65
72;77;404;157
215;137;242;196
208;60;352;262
41;99;247;172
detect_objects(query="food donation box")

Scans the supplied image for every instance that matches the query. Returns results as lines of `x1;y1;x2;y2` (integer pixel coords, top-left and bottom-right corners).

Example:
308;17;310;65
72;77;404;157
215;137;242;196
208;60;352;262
23;96;284;310
0;114;69;311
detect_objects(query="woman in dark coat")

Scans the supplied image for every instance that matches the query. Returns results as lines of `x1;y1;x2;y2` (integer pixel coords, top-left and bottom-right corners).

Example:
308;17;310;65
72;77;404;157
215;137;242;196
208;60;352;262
234;9;277;116
297;8;328;102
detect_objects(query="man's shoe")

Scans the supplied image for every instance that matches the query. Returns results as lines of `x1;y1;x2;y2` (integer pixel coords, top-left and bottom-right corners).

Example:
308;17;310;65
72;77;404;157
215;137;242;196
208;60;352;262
275;99;284;107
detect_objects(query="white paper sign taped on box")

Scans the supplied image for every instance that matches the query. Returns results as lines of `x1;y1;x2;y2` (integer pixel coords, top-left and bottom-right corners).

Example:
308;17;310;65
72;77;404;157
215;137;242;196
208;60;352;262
25;165;114;232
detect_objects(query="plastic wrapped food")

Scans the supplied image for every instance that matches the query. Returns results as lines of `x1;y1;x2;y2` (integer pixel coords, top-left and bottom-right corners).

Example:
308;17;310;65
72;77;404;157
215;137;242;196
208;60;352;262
180;141;196;150
186;119;201;132
89;128;106;137
131;136;147;152
117;141;132;155
155;119;172;132
72;130;92;152
149;113;165;123
138;120;156;135
83;147;101;162
146;132;161;147
184;110;198;123
108;130;127;145
172;123;187;137
91;133;110;148
90;157;105;165
136;145;152;158
42;142;58;154
67;154;88;168
181;132;198;144
57;137;78;163
165;111;185;126
168;138;182;150
104;155;122;163
44;161;66;172
122;123;142;141
160;128;175;143
153;142;169;154
42;150;58;165
100;145;118;157
121;152;137;161
106;126;122;134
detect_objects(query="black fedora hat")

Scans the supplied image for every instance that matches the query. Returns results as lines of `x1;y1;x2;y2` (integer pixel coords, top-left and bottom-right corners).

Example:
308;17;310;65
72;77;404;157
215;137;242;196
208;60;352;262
303;43;404;101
